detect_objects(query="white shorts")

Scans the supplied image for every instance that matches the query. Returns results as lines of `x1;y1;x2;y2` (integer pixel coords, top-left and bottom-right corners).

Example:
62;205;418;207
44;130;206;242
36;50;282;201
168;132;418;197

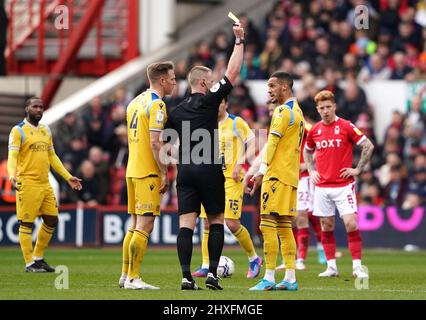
296;176;314;212
313;183;357;218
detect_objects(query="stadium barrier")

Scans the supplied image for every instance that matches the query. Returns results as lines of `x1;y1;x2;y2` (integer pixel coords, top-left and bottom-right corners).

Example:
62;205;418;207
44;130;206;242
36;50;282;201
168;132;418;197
0;205;424;249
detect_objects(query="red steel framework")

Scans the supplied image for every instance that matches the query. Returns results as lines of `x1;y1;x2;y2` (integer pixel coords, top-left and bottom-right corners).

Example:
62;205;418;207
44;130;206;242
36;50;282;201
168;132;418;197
6;0;140;106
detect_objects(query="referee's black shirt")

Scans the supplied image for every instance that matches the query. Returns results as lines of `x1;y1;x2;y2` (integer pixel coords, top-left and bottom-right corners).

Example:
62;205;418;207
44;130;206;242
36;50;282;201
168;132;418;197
164;76;233;168
165;76;233;215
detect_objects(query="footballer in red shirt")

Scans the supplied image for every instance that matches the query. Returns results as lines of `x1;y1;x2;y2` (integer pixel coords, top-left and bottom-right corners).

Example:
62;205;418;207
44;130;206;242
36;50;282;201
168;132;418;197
304;90;374;280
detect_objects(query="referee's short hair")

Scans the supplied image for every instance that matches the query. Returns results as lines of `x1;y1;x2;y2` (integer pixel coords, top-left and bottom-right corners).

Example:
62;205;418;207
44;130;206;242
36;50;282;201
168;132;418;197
188;66;211;88
147;61;174;83
270;71;294;90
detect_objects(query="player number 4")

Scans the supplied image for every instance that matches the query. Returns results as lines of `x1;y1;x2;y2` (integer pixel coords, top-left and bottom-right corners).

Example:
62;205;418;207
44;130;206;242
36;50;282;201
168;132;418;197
130;111;138;137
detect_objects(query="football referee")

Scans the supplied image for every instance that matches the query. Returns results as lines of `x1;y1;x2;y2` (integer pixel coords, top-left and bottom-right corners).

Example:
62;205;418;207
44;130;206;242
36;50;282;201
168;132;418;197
164;23;245;290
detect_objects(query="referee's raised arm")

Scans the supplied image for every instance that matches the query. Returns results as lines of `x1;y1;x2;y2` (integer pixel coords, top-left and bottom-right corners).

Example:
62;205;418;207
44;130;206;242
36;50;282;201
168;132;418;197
225;23;245;85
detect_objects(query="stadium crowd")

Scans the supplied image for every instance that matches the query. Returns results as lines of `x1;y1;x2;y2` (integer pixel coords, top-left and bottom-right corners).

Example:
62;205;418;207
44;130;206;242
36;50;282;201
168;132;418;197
1;0;425;209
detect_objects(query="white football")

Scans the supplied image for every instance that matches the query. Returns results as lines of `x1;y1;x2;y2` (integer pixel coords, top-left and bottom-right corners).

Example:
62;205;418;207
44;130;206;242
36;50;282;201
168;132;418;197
217;256;235;278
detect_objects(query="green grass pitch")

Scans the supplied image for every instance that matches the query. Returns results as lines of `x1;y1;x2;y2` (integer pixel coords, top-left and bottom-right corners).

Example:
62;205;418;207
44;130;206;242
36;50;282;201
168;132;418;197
1;247;426;300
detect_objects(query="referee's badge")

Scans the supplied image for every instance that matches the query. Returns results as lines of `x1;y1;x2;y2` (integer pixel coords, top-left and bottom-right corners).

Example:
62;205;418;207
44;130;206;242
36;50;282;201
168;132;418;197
210;83;220;93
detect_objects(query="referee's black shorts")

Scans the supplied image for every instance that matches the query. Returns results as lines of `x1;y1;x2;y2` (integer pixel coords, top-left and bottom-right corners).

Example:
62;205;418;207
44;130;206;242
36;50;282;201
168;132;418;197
176;164;225;216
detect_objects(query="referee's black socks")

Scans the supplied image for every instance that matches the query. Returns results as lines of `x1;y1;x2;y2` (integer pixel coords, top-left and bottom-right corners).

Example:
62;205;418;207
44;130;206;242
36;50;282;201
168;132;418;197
208;224;224;277
177;227;194;281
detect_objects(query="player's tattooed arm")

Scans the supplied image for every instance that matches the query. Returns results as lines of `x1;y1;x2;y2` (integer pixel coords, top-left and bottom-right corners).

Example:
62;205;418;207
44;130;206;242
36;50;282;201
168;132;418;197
340;138;374;179
304;148;320;184
355;138;374;173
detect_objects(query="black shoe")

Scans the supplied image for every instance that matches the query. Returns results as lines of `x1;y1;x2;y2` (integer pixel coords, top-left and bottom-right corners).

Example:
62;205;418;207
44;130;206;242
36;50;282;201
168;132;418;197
205;273;223;290
35;259;55;272
25;263;47;273
181;278;202;290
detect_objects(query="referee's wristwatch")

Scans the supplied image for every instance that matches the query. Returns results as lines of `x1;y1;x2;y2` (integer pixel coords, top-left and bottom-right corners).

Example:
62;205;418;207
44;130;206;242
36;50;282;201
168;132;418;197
235;38;245;45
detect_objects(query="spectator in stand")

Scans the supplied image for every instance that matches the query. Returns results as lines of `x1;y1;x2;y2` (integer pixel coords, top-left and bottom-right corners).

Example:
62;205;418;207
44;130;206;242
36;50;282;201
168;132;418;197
391;51;414;79
359;183;384;206
333;21;354;62
298;73;320;122
407;165;426;200
88;146;109;205
239;14;261;53
337;76;369;123
82;96;108;148
403;89;426;160
391;20;419;53
109;86;132;111
356;112;376;144
227;83;257;121
320;67;344;103
289;43;308;65
175;59;189;81
350;30;375;61
54;111;86;157
410;51;426;80
211;31;232;57
189;40;215;69
109;125;128;205
241;49;267;80
383;164;408;206
62;136;88;171
282;17;305;56
294;61;312;79
383;110;405;148
358;53;392;82
380;0;401;35
110;124;128;169
311;36;337;75
278;58;297;79
376;41;391;65
358;165;384;206
415;0;426;27
104;104;127;154
67;160;101;207
402;191;423;209
259;37;282;76
378;152;402;187
342;53;362;77
357;167;381;195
